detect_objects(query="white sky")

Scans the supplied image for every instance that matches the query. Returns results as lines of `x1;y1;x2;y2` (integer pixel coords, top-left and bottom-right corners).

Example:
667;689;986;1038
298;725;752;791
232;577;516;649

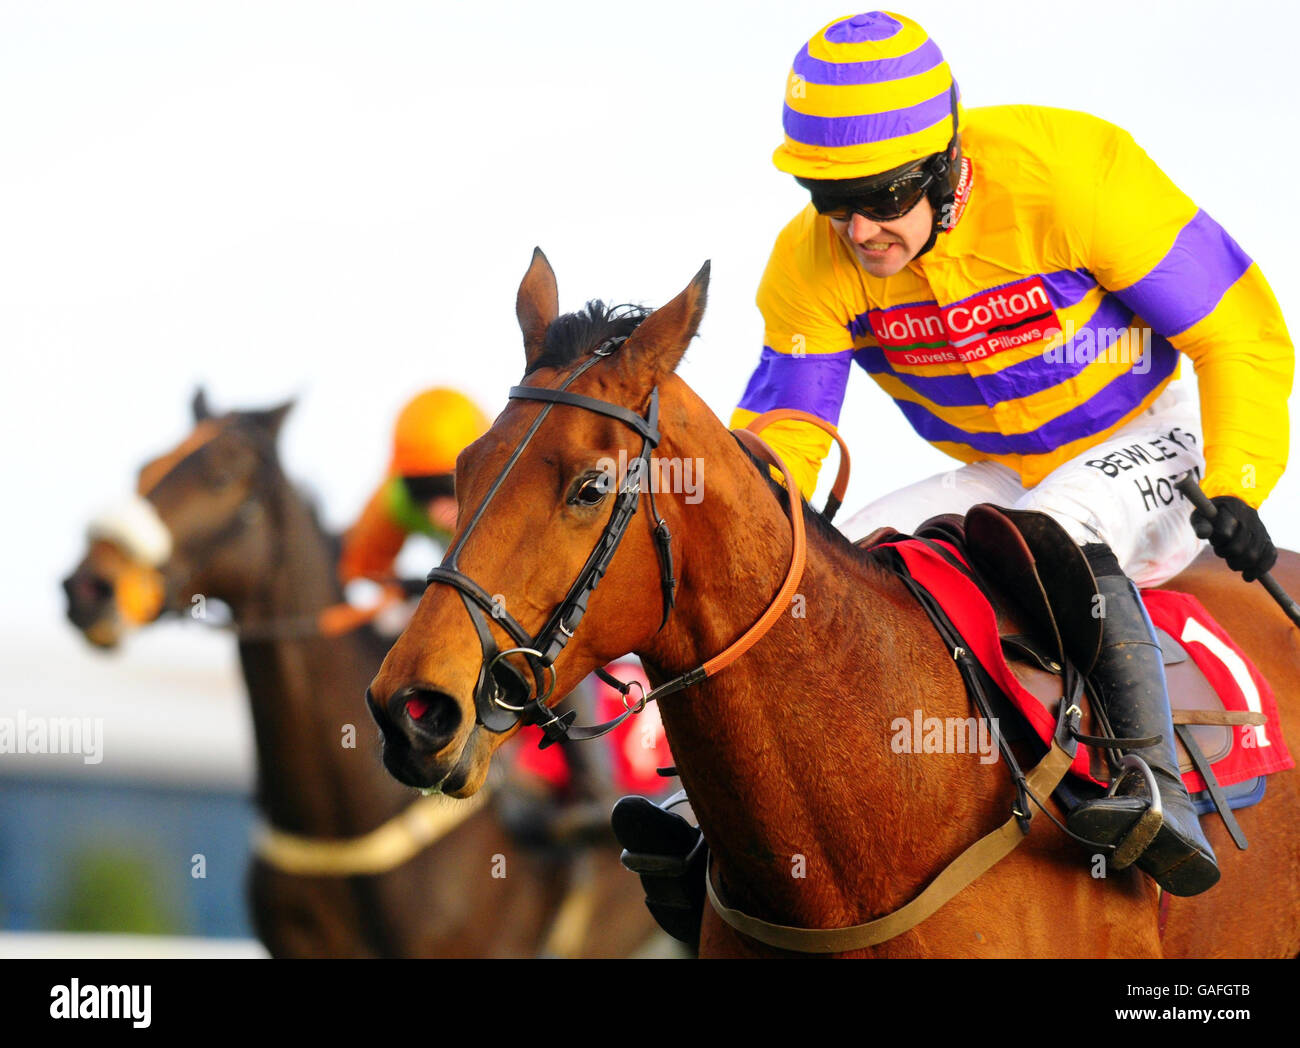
3;0;1299;695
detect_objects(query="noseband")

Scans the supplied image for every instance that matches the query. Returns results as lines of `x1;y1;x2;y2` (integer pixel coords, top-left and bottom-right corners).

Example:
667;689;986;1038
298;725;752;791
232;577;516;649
424;337;677;746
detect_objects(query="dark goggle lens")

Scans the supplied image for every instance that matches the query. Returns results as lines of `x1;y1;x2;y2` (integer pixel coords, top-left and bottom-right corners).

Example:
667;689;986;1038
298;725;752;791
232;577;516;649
401;472;456;503
812;169;931;223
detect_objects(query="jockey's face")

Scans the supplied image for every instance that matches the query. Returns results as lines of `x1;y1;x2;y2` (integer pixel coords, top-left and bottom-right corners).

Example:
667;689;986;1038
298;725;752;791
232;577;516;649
829;196;934;278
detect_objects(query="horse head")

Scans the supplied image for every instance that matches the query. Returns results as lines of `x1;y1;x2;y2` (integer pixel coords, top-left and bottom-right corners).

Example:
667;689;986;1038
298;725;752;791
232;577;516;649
367;249;710;794
62;390;296;647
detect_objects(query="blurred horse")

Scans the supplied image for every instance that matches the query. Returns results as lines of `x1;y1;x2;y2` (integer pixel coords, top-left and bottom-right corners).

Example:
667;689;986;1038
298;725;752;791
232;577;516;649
367;251;1300;957
62;392;661;957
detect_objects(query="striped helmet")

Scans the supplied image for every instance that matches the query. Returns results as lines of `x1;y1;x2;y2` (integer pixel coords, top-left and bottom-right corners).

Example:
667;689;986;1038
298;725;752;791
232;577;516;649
773;11;964;181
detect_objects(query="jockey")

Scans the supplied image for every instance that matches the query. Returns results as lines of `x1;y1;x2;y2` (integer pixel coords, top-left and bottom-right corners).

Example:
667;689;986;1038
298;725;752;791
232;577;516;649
339;388;484;587
730;12;1294;896
340;388;614;831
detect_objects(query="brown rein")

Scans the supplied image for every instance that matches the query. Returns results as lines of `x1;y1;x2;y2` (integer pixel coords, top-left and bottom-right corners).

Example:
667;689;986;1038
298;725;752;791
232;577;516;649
702;428;808;677
607;419;813;715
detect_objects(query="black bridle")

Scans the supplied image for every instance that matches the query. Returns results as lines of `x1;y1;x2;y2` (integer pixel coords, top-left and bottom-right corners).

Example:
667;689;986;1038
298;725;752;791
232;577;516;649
424;337;678;747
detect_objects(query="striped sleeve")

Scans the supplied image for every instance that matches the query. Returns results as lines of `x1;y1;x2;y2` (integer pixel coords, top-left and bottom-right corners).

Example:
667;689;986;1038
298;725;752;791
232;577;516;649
1084;125;1294;506
731;210;856;498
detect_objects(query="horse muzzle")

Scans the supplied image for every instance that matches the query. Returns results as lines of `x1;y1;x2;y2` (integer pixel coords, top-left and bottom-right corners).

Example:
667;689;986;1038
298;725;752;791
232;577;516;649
62;564;126;648
366;683;479;791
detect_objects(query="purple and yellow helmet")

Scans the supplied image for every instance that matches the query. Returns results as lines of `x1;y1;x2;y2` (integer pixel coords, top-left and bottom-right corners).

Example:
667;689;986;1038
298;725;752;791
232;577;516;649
773;11;964;181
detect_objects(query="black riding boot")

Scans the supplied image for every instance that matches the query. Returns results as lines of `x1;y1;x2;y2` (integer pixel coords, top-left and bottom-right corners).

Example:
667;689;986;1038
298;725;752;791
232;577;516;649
1066;561;1220;896
610;794;705;950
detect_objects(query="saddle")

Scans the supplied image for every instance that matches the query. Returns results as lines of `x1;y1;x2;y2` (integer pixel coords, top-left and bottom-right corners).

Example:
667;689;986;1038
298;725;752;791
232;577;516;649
863;506;1266;850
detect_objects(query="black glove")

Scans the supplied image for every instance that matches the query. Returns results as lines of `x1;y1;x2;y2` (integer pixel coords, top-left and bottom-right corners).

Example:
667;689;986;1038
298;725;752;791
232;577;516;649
1190;495;1277;582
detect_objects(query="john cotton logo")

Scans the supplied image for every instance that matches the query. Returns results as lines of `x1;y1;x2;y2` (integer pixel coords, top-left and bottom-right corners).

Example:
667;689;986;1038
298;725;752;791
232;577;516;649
50;979;151;1028
868;276;1058;366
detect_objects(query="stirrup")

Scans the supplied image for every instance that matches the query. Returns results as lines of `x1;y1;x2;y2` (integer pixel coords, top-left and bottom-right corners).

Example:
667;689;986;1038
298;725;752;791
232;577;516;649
1105;754;1164;869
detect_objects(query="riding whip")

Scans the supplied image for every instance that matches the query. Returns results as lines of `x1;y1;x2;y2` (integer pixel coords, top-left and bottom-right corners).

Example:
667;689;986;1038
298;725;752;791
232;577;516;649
1176;473;1300;629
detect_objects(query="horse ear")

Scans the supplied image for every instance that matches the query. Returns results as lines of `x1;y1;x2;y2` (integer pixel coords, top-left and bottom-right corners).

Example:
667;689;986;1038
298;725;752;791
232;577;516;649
517;247;559;368
254;398;295;441
192;387;212;421
620;261;710;385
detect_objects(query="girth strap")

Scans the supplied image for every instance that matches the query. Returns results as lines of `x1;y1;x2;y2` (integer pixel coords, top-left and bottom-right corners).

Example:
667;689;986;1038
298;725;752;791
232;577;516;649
705;703;1080;952
882;543;1036;832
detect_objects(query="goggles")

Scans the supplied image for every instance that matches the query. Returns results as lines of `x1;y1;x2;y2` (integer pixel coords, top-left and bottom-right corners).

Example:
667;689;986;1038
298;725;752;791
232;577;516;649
400;472;456;504
804;162;935;224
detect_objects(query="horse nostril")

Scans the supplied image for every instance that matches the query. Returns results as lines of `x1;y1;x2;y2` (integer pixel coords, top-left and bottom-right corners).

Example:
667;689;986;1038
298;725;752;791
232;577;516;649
63;570;112;606
63;571;116;630
392;685;462;747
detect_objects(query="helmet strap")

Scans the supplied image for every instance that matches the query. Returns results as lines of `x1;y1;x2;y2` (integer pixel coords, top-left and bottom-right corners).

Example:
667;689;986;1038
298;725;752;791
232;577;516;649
914;84;962;260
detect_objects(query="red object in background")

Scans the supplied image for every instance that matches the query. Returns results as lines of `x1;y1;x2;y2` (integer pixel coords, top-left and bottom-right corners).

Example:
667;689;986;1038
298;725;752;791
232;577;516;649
512;660;674;796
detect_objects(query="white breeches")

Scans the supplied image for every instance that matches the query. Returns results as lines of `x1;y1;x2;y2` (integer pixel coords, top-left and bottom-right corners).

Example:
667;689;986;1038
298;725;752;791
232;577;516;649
840;383;1208;587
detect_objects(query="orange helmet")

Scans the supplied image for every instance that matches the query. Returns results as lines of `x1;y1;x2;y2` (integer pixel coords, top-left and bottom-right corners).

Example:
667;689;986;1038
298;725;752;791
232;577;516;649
388;389;490;477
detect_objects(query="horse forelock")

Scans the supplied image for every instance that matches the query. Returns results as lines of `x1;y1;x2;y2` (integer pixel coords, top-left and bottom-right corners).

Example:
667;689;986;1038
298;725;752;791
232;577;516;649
523;300;652;376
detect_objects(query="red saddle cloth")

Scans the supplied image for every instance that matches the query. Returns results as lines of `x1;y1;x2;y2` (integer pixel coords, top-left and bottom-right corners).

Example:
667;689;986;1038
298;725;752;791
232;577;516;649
512;660;675;796
1141;589;1294;791
882;539;1293;790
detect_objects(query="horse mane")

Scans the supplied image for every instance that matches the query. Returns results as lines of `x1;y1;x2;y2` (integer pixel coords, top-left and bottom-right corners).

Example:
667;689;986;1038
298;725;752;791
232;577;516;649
524;300;652;375
224;414;349;579
733;438;890;576
225;410;398;658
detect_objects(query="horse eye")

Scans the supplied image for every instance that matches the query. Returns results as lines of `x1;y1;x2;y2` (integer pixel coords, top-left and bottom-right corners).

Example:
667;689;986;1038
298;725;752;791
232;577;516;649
569;471;612;507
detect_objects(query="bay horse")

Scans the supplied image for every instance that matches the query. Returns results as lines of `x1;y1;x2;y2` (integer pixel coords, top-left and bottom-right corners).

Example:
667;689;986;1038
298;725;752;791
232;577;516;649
62;392;662;958
367;250;1300;957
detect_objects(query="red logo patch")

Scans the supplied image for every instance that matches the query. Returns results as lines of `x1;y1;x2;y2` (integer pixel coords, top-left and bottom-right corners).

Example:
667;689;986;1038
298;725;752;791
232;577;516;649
870;275;1059;367
940;156;974;231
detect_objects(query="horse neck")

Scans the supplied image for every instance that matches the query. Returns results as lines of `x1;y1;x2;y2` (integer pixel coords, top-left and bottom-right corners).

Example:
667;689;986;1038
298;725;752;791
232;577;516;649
227;478;405;836
639;405;1000;928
